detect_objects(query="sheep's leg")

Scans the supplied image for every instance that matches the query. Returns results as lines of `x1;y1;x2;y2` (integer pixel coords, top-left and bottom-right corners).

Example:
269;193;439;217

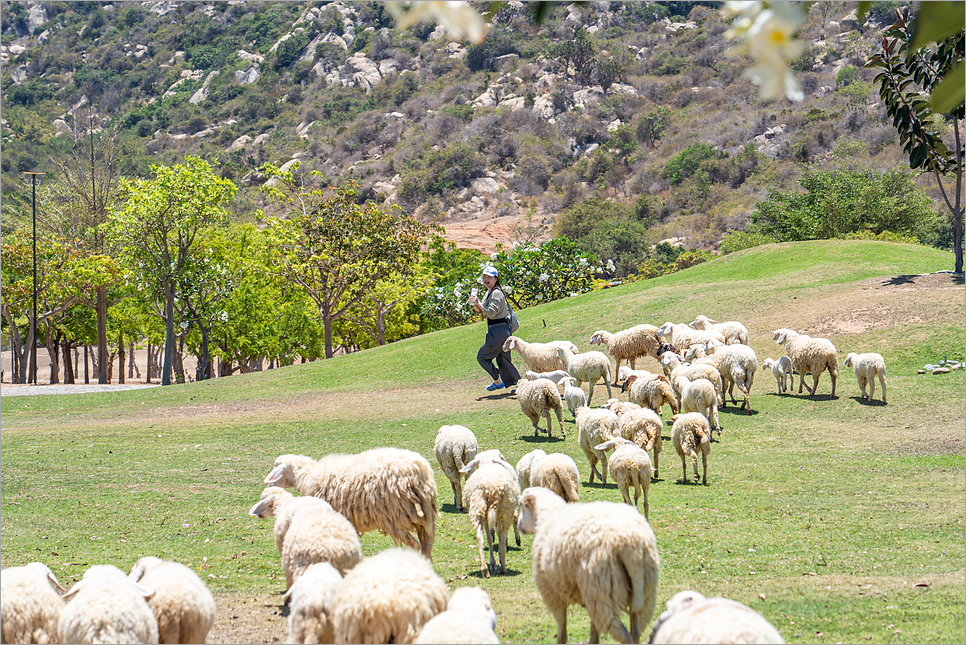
587;381;595;407
613;358;623;386
641;484;649;522
701;451;708;485
812;372;821;397
879;373;887;404
543;410;553;438
498;528;507;575
691;450;700;484
451;480;462;511
619;480;632;505
589;621;601;644
830;372;836;398
476;526;490;578
605;617;634;645
863;375;872;401
680;455;688;483
653;450;659;480
600;451;609;486
604;378;612;401
513;508;521;546
555;408;565;439
550;605;568;644
588;454;601;484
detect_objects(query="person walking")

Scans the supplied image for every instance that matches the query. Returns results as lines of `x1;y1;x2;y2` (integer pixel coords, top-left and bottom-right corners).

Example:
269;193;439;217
468;266;520;392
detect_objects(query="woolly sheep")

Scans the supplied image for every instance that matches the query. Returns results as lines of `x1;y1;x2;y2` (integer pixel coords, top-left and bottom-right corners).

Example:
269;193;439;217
694;343;758;413
617;365;655;385
58;565;159;645
761;356;794;394
516;448;548;491
662;352;724;406
128;557;216;644
575;406;620;485
0;562;67;645
524;369;570;386
689;315;750;345
600;398;643;416
414;587;499;644
649;590;785;644
263;448;438;559
622;373;679;417
502;337;577;372
331;548;449;645
589;325;663;384
773;328;838;398
465;449;522;548
671;413;711;485
674;376;721;436
281;562;343;645
556;347;613;406
529;452;581;503
561;376;588;417
459;453;521;578
657;321;725;351
844;352;887;404
434;425;479;512
594;437;654;519
515;377;566;439
249;486;363;589
517;487;660;644
601;400;664;479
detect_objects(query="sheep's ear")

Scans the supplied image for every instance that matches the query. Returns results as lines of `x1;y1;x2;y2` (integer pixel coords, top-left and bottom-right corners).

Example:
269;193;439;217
264;463;287;484
249;498;274;517
658;375;669;385
594;440;617;451
282;587;294;605
459;457;481;474
670;414;681;422
47;570;68;592
133;583;155;600
61;581;85;601
129;562;146;583
506;338;516;349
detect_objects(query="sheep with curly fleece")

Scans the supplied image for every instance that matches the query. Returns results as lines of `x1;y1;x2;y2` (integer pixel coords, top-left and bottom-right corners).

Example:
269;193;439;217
689;315;749;345
128;557;216;645
331;548;449;644
594;437;654;519
589;325;663;385
649;590;785;644
0;562;67;645
502;337;578;372
414;587;499;644
671;413;711;485
561;376;588;417
517;487;660;644
281;562;343;645
263;449;438;559
460;453;521;577
622;373;679;417
673;376;721;437
58;565;158;645
761;356;794;394
514;377;566;439
434;425;479;512
529;451;581;503
576;406;620;486
556;347;613;406
773;328;838;398
662;352;724;406
657;321;725;351
601;400;664;480
844;352;887;404
692;343;758;413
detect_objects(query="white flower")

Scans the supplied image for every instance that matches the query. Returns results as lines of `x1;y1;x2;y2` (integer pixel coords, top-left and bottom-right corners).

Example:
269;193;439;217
606;259;616;272
724;2;805;101
539;273;549;282
578;257;588;266
386;1;488;44
490;252;498;260
570;292;579;297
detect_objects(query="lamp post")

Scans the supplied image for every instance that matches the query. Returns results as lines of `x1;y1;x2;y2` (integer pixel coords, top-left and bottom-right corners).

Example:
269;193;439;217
22;171;45;385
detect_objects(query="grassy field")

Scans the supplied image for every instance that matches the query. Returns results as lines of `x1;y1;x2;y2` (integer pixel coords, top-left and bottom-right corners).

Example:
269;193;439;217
2;240;964;644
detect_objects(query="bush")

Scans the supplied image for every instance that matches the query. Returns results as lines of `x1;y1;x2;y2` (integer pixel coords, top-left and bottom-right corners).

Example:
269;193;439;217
274;31;309;70
554;195;628;240
835;65;858;88
492;237;604;308
466;27;519;71
664;142;724;185
719;230;776;254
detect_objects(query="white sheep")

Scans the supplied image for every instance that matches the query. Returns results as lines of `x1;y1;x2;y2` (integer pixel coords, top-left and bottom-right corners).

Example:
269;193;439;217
561;375;587;417
617;365;655;385
671;413;711;485
515;448;548;491
514;377;565;439
674;376;721;436
556;347;612;405
694;343;758;413
594;437;654;519
281;562;343;645
414;587;499;644
600;398;643;416
128;557;216;644
575;405;620;485
844;352;888;404
0;562;67;645
689;315;749;345
529;452;581;503
602;400;664;479
663;352;724;406
649;590;785;644
464;449;522;549
588;325;663;384
773;328;839;398
460;453;521;577
249;486;363;589
502;336;577;372
657;321;725;350
58;565;159;645
434;425;479;512
622;372;679;417
331;548;449;645
524;369;570;386
517;487;660;644
761;356;794;394
263;449;438;559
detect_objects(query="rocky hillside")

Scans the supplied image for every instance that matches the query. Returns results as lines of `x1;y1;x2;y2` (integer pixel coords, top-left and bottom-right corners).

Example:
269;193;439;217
1;0;921;252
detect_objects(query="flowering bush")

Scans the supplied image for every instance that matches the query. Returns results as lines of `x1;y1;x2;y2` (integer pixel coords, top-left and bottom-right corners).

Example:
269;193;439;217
492;238;605;308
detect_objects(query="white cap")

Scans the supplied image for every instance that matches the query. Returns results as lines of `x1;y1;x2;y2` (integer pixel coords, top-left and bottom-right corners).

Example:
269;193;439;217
482;266;498;278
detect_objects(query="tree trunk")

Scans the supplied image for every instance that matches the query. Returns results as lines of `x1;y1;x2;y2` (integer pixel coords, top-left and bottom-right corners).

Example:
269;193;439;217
955;207;963;274
118;330;125;385
84;344;89;384
174;334;186;382
45;325;61;385
198;327;210;381
128;339;138;379
106;349;117;383
97;286;108;384
63;342;75;384
7;321;22;384
146;342;152;383
162;281;175;386
376;308;387;346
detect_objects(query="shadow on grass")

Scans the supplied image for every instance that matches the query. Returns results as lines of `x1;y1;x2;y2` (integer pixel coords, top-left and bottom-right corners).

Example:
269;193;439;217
851;395;886;406
673;478;709;486
440;502;468;515
718;406;758;417
477;391;516;402
466;567;523;579
579;481;617;490
518;434;566;443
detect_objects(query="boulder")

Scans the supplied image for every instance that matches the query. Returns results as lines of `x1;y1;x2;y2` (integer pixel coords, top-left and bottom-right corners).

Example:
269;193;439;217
499;96;526;111
189;70;220;105
229;135;252;151
28;3;48;33
235;66;260;85
572;86;604;109
532;94;556;120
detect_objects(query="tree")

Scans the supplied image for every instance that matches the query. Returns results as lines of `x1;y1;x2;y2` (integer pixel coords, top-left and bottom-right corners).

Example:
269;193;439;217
110;156;237;385
866;5;965;272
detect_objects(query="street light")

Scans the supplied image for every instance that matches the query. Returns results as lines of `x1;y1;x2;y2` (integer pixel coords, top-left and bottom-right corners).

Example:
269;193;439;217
22;171;45;385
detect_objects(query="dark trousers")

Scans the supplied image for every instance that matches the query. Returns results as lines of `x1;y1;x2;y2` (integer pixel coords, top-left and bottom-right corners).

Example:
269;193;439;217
477;322;520;387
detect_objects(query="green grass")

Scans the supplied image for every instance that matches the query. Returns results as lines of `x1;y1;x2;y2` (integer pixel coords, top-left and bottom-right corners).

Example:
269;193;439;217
2;240;964;644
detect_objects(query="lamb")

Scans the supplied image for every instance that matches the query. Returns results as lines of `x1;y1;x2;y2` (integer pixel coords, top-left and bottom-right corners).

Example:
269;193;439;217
693;343;758;413
589;325;663;384
529;452;581;503
671;413;711;485
773;328;838;398
556;346;613;405
0;562;67;645
249;486;363;589
58;565;159;645
674;376;721;436
617;365;655;385
561;376;588;417
689;315;749;345
517;487;660;644
515;448;547;490
662;352;724;406
594;437;654;519
761;356;794;394
515;377;566;439
281;562;343;645
524;369;570;386
649;590;785;644
414;587;499;644
502;336;578;372
459;453;521;577
657;321;725;350
128;557;217;644
464;449;522;548
331;548;449;645
844;352;888;404
433;425;479;512
263;448;438;559
601;400;664;479
622;373;679;417
575;406;620;485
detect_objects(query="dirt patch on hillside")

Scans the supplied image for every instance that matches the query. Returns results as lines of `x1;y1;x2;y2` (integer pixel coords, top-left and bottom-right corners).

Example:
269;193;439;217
207;591;287;644
440;208;551;254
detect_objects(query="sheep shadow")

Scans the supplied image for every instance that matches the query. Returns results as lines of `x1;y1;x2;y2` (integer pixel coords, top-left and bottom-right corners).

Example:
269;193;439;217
477;392;516;401
673;478;708;486
518;434;566;443
466;567;523;579
851;395;886;406
579;481;618;490
440;502;468;514
718;406;759;417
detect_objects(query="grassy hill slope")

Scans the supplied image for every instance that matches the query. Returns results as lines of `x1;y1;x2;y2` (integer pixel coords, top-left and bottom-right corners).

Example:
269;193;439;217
2;240;963;644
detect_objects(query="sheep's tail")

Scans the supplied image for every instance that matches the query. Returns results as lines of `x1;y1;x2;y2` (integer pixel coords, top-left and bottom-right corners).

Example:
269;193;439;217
827;355;839;378
556;470;580;503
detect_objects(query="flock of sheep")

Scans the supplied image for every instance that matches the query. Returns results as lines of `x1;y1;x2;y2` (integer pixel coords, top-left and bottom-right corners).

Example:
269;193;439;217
0;314;888;644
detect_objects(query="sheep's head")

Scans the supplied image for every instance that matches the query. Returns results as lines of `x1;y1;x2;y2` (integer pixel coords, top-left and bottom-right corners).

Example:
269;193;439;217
761;358;775;371
249;486;289;518
773;328;793;344
517;487;566;534
589;331;605;346
24;562;68;592
501;336;517;352
689;315;716;330
621;374;638;393
128;556;163;584
658;322;676;337
844;352;857;367
264;456;300;487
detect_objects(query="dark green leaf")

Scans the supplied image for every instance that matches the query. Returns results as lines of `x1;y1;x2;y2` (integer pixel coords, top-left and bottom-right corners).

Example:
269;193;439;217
930;60;966;114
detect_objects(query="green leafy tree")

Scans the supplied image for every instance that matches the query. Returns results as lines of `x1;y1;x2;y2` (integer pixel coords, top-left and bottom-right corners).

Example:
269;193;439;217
664;142;725;185
491;238;603;308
